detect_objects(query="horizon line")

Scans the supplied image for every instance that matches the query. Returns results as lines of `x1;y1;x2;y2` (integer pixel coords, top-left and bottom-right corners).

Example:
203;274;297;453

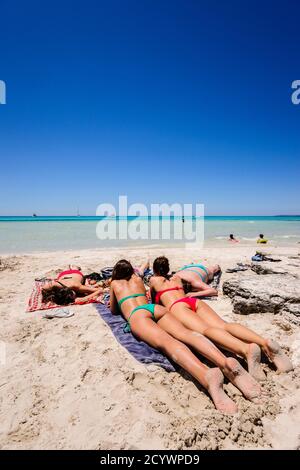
0;214;299;218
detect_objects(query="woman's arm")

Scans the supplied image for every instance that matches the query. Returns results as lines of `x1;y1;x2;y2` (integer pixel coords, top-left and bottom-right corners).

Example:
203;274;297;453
186;281;218;298
109;283;119;314
77;285;103;295
149;277;160;303
186;288;218;298
74;287;103;304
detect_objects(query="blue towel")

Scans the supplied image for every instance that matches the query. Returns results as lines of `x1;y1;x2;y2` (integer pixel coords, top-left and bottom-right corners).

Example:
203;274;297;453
94;303;176;372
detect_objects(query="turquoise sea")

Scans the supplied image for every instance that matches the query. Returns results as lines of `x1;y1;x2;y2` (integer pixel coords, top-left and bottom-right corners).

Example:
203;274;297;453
0;216;299;254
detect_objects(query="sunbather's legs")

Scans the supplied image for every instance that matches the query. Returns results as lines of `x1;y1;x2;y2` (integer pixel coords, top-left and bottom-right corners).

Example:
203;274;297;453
170;303;265;381
158;311;261;401
196;301;266;344
135;260;150;276
130;311;237;413
196;301;293;374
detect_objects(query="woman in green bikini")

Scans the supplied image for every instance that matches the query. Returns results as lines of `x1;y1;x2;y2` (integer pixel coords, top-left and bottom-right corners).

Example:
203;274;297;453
176;262;221;298
110;259;266;413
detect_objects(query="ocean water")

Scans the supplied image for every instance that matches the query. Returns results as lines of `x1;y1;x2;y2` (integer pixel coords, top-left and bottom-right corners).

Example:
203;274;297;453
0;216;299;254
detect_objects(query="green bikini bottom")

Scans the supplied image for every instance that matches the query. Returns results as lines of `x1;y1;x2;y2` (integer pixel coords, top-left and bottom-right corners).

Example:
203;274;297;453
124;303;157;333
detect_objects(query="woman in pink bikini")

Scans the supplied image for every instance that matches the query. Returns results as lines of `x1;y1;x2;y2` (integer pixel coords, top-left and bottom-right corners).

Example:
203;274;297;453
150;256;293;380
42;266;103;305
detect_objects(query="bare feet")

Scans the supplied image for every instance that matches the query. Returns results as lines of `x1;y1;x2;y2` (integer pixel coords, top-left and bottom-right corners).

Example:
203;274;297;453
69;264;81;271
246;343;266;381
224;357;262;402
263;339;293;373
205;368;238;414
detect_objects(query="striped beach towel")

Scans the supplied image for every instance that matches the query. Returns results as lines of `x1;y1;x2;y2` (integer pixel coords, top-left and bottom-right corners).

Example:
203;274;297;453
27;280;104;312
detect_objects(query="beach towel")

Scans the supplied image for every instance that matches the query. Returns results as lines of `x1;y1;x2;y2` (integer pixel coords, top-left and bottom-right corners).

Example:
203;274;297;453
95;302;176;372
27;280;104;312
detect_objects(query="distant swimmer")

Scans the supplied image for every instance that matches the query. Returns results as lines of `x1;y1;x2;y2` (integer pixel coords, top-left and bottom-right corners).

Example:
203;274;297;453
257;233;268;244
228;234;239;243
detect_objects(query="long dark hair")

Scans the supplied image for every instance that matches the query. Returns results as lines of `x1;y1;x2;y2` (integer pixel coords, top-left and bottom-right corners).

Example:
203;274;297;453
42;285;76;305
112;259;134;281
153;256;170;278
182;279;192;294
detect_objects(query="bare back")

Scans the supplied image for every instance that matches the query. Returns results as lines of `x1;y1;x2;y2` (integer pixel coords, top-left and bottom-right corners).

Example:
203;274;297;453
150;275;185;309
111;275;148;319
57;273;84;289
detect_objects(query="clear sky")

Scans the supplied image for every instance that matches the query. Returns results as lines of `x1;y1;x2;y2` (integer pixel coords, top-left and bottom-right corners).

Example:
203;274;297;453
0;0;299;216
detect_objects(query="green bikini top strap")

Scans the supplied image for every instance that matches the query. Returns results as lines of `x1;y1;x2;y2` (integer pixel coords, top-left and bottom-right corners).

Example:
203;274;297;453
118;293;145;308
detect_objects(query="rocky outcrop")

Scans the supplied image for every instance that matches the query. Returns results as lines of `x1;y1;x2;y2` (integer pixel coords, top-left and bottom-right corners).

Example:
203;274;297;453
251;262;299;277
223;274;300;323
251;262;289;276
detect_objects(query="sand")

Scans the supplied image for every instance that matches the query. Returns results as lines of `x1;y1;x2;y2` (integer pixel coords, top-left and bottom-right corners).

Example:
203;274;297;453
0;244;299;450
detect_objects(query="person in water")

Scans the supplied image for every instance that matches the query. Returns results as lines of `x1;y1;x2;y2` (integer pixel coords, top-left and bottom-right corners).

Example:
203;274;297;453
175;261;221;298
109;260;267;412
228;234;239;243
42;266;103;305
257;233;268;244
150;256;293;381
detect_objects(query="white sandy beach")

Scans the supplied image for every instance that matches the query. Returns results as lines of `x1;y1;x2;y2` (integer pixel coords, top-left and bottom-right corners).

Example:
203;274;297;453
0;244;299;450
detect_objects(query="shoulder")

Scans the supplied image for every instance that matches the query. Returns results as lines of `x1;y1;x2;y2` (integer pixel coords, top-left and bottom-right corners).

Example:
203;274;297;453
150;275;163;286
110;279;118;289
132;274;144;286
170;274;182;283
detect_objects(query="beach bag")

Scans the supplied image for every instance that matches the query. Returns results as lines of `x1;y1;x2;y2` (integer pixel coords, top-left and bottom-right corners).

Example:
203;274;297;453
251;254;264;262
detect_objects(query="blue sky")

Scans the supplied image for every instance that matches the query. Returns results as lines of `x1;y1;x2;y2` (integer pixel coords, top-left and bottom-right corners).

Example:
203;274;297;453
0;0;299;215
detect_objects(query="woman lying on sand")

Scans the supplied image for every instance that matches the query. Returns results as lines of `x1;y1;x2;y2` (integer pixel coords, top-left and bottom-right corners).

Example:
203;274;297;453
175;261;221;298
42;267;103;305
150;257;293;380
109;260;267;413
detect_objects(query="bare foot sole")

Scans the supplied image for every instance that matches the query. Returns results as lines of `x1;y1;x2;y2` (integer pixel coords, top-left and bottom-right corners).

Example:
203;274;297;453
206;368;238;415
264;340;293;373
247;343;266;381
224;357;262;402
69;264;81;270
